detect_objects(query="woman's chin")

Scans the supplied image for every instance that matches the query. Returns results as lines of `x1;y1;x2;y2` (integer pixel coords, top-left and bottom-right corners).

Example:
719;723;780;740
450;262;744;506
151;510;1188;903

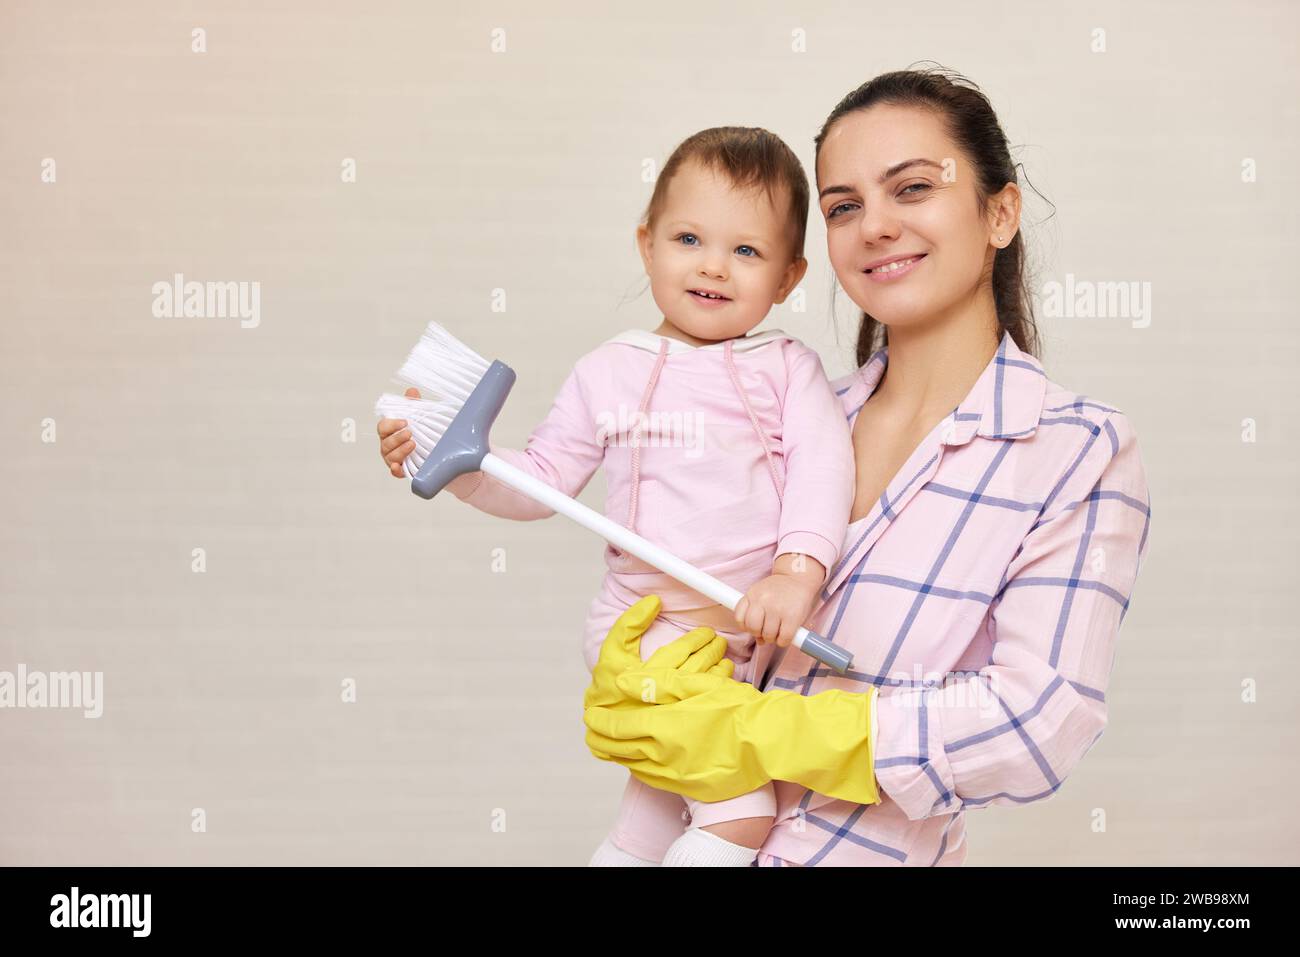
853;303;930;329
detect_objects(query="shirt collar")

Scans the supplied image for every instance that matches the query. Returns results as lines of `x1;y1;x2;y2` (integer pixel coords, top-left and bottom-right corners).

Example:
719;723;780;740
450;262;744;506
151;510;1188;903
603;327;793;355
852;328;1048;446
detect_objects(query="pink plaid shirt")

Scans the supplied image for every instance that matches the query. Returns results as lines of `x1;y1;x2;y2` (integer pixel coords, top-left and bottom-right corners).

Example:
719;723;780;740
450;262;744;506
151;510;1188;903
750;330;1152;866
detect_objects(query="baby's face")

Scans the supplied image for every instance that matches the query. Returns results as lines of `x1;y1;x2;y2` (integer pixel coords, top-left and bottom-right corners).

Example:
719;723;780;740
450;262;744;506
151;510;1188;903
637;160;806;343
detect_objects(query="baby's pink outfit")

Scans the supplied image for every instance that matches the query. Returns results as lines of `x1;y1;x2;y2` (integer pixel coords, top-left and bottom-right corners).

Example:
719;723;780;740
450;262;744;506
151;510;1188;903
445;326;854;861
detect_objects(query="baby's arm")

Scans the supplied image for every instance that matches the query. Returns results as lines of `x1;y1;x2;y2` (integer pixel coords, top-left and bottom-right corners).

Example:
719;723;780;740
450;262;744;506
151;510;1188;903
772;343;855;578
734;343;854;645
733;551;825;646
445;360;605;521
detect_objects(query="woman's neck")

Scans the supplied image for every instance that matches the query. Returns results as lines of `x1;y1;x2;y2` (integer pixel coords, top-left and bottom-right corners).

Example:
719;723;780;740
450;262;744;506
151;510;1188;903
871;300;1002;425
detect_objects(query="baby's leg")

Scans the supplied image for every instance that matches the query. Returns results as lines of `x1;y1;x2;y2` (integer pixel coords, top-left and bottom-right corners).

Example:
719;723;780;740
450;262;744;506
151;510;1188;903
582;586;700;671
584;592;690;864
689;783;777;844
584;592;771;864
659;783;777;866
589;837;658;867
592;773;689;866
637;614;776;864
583;588;753;672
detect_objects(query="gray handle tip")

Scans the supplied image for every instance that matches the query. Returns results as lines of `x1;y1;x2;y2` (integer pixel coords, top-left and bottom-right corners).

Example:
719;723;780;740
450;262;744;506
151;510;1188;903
798;632;854;674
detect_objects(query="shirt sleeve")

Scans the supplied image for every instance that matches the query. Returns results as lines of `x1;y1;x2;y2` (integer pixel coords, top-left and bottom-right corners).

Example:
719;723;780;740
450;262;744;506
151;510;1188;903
444;359;604;521
871;410;1152;820
773;343;856;584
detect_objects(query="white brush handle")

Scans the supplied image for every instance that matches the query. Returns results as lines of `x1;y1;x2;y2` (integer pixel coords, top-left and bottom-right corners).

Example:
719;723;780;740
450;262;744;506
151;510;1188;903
479;453;853;673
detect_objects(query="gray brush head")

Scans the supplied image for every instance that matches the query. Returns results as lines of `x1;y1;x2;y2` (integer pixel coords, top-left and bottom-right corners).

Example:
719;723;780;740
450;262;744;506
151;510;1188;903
410;359;516;499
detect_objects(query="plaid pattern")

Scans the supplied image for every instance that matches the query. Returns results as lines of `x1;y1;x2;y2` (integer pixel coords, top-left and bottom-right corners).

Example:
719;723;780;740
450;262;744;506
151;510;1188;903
750;330;1152;866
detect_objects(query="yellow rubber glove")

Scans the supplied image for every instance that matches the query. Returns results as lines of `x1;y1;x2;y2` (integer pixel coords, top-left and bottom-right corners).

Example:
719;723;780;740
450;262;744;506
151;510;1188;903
584;656;881;807
583;594;734;715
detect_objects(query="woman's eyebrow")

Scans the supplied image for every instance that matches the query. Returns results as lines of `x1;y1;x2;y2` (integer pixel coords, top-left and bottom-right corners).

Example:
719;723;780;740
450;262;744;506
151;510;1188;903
818;158;944;199
878;158;943;182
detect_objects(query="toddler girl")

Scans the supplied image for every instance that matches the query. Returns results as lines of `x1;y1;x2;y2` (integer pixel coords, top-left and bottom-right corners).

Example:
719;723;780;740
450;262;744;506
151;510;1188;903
378;127;853;866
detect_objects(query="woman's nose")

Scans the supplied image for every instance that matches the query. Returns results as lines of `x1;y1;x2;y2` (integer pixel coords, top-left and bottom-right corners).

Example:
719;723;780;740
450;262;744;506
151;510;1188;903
858;204;901;244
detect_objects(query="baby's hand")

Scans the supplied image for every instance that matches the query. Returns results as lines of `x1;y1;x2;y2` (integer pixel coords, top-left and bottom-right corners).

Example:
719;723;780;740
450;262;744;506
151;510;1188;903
734;573;819;648
377;387;421;478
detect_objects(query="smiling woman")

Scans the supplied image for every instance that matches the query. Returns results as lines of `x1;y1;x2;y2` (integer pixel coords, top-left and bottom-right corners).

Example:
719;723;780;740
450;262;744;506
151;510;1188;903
815;69;1039;365
583;67;1152;867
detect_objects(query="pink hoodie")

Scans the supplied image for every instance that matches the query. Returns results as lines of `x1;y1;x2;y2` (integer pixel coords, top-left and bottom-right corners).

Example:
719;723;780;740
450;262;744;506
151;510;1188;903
445;327;855;612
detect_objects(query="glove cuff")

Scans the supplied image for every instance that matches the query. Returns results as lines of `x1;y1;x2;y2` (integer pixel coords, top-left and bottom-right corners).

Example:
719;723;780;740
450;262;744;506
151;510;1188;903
750;686;881;807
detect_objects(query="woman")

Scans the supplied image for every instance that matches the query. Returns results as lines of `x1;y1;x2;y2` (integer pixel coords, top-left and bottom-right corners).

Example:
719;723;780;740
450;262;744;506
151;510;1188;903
582;67;1152;866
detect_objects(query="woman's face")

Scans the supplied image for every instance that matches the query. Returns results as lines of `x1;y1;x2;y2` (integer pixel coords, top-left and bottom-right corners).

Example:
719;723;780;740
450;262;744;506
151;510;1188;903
815;103;1015;333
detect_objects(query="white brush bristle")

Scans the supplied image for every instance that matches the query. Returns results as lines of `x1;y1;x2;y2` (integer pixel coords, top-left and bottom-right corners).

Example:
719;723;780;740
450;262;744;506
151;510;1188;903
375;322;494;478
397;321;492;405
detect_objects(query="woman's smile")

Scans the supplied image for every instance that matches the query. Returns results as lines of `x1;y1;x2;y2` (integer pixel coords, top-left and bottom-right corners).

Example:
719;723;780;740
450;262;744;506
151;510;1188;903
862;252;927;283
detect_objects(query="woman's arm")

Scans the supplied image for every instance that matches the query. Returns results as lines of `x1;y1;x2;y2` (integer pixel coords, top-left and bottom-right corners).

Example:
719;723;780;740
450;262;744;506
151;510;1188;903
446;359;604;520
583;414;1149;813
873;410;1152;820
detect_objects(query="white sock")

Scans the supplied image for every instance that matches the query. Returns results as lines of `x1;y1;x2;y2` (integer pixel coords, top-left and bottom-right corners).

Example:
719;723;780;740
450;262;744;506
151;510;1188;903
588;837;659;867
661;828;759;867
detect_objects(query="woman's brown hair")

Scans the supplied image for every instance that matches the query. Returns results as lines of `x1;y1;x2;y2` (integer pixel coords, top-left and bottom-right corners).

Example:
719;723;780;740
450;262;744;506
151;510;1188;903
814;65;1044;367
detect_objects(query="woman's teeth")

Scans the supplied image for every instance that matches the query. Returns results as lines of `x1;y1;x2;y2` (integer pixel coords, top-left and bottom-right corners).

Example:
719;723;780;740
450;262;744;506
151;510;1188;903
868;256;920;274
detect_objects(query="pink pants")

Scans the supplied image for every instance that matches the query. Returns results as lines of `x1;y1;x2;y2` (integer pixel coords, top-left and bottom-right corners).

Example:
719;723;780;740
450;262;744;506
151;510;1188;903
583;585;777;863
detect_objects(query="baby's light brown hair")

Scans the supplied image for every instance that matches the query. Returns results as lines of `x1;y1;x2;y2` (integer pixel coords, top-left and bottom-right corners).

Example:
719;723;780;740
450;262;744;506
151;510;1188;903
641;127;810;261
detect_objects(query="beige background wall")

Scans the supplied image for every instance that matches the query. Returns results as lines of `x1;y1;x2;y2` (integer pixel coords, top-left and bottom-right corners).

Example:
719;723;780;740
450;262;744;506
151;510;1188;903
1;0;1295;865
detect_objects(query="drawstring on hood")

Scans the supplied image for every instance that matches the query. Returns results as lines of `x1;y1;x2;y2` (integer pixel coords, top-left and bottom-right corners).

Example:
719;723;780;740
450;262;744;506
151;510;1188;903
724;338;785;507
624;337;670;538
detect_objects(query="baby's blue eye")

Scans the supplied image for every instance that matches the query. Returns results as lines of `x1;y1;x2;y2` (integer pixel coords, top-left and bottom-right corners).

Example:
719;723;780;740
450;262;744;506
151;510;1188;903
677;233;699;246
736;245;756;257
